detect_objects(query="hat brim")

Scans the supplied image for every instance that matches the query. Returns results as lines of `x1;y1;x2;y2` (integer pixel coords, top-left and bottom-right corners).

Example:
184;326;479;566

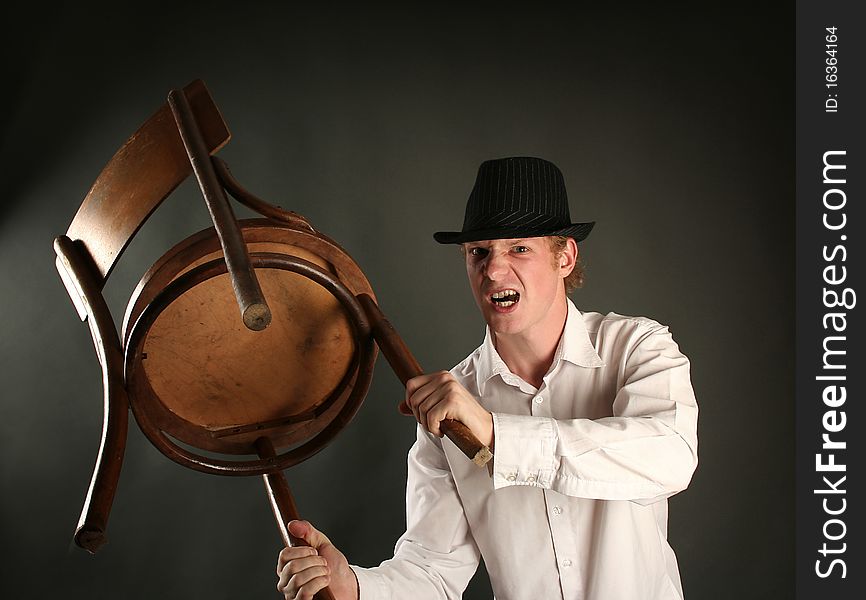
433;222;595;245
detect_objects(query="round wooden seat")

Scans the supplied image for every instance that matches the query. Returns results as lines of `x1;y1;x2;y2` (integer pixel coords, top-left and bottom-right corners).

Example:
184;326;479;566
122;219;377;474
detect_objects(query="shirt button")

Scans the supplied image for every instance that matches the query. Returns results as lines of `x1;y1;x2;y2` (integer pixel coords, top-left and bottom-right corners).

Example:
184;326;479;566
506;473;517;482
561;559;572;567
553;505;563;515
533;395;543;404
527;475;537;483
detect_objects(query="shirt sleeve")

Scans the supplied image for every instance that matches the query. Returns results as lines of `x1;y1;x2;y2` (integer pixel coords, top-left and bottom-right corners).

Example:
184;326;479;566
491;323;699;505
351;425;480;599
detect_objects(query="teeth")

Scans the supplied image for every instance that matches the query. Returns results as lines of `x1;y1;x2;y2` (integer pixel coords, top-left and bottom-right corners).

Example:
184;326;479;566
491;290;518;299
491;290;519;307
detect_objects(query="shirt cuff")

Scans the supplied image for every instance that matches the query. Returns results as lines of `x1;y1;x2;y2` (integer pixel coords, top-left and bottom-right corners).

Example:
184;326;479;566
491;412;557;490
350;565;388;600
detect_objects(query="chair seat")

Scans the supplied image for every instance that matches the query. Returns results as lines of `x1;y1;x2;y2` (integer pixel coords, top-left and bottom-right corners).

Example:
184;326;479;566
123;219;376;456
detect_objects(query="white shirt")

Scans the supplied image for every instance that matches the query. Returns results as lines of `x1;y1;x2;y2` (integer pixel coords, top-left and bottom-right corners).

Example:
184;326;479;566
353;299;699;599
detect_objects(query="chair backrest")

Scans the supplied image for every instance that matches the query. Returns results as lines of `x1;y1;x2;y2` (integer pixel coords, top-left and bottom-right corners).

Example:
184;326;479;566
56;79;230;318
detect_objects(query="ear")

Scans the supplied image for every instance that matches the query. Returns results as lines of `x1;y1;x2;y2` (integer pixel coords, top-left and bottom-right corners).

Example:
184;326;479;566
559;238;578;276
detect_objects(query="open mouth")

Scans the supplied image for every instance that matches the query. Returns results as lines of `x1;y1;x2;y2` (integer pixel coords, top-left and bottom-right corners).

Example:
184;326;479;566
490;289;520;307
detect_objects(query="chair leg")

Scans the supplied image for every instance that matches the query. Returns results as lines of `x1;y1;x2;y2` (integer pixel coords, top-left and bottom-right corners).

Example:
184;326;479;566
256;438;337;600
74;376;129;553
168;88;271;332
55;235;129;553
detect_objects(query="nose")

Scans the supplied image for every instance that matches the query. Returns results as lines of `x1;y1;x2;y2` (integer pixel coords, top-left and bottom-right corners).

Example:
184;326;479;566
484;251;509;280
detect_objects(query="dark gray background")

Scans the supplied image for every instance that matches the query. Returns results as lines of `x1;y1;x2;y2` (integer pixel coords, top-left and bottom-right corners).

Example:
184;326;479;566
1;3;793;598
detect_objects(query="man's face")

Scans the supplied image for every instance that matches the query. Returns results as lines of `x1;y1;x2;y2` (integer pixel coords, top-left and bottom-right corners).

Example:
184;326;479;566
463;237;574;338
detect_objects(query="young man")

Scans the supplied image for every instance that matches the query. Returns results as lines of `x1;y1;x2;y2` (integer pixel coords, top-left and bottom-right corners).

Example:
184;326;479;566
277;157;699;600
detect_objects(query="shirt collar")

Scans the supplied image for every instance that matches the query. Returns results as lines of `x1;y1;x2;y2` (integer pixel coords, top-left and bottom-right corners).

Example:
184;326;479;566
558;299;606;369
474;298;605;393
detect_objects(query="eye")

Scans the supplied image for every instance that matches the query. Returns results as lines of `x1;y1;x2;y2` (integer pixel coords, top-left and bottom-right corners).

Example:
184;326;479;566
512;245;529;253
468;247;489;257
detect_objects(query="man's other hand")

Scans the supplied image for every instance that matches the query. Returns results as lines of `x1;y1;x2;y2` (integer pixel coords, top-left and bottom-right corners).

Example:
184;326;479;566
276;520;358;600
405;371;494;448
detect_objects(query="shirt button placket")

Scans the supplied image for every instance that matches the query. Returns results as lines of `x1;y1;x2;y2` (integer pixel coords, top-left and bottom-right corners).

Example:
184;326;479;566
546;493;582;595
531;392;550;417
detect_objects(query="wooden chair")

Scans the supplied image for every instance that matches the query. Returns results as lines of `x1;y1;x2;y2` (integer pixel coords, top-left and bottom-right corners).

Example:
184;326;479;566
54;80;491;599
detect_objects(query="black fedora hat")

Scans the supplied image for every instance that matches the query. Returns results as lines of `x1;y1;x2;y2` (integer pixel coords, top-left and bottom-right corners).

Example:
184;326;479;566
433;156;595;244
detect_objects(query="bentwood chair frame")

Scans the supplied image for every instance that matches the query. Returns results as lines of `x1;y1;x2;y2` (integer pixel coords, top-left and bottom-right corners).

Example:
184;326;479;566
54;80;490;599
